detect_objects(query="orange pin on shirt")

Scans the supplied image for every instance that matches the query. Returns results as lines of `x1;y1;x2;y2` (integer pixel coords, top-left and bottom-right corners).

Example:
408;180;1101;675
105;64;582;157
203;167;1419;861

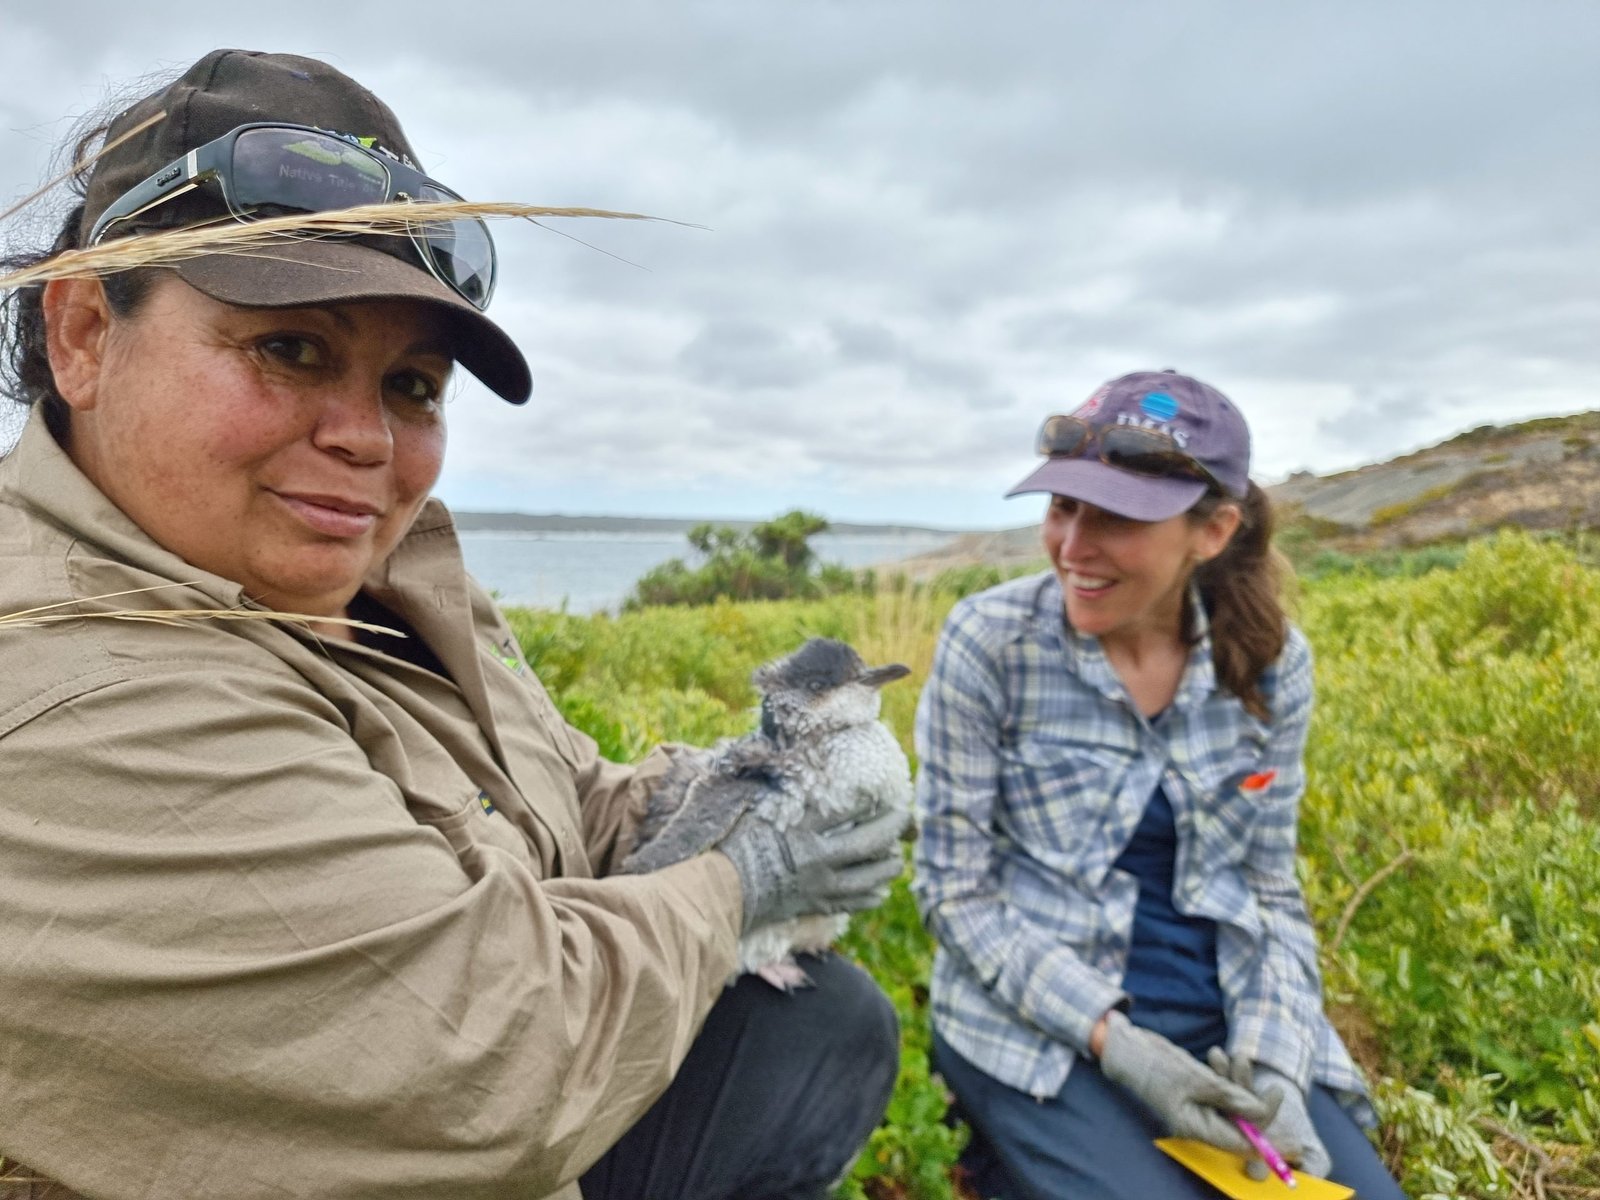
1240;770;1277;792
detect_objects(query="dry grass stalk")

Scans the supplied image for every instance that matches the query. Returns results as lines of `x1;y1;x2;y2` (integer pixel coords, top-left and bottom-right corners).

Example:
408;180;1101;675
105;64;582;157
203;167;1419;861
0;585;403;639
1481;1118;1554;1200
1328;847;1416;954
0;110;167;227
0;201;699;292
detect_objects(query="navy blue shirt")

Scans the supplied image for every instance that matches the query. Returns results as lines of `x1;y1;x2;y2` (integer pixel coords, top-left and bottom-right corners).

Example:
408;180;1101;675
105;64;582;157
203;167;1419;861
1112;783;1228;1057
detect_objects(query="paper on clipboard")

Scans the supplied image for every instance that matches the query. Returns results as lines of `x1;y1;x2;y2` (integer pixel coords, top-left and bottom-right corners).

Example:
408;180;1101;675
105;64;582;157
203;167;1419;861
1155;1138;1356;1200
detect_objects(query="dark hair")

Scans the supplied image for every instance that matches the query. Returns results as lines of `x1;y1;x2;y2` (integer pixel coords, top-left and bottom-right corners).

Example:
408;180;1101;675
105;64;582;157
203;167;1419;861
1184;482;1287;721
1;112;159;451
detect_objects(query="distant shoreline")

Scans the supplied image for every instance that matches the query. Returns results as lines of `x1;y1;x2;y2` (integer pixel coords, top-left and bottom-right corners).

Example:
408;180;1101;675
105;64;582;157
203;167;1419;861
451;511;975;538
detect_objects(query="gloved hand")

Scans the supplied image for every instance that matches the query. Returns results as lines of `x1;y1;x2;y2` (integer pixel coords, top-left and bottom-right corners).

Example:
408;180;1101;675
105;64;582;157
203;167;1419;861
1206;1049;1333;1179
1097;1012;1277;1152
715;803;906;932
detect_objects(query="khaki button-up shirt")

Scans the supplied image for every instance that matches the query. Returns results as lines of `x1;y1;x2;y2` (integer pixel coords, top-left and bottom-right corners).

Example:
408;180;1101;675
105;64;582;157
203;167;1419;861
0;412;742;1200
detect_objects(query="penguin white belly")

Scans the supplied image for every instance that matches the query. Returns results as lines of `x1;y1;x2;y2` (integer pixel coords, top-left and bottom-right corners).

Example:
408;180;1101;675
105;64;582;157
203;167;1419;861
738;723;912;990
804;724;914;818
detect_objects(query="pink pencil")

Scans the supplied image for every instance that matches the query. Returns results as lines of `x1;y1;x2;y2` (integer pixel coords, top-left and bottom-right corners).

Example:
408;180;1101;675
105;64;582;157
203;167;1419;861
1235;1117;1297;1189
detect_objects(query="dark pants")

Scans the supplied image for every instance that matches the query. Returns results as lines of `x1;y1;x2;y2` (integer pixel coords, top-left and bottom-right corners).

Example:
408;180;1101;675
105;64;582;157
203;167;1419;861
580;953;899;1200
932;1030;1407;1200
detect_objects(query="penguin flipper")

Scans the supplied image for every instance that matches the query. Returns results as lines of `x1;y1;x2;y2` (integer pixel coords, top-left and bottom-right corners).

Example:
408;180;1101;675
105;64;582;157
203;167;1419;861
620;771;772;873
629;747;715;850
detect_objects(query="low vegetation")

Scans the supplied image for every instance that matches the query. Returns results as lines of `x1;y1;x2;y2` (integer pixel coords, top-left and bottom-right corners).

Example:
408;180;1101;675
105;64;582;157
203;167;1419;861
505;530;1600;1200
625;509;870;609
1369;477;1477;527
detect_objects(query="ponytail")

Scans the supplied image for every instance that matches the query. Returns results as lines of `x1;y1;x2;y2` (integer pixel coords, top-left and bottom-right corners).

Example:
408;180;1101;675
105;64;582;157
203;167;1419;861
1184;483;1287;721
2;105;163;454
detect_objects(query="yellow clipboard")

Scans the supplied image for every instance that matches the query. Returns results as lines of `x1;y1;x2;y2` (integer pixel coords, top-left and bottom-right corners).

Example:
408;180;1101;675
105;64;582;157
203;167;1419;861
1155;1138;1356;1200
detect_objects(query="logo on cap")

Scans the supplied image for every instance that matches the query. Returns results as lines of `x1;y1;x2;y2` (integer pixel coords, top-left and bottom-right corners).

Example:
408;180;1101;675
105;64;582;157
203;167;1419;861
1140;391;1180;422
1076;384;1112;419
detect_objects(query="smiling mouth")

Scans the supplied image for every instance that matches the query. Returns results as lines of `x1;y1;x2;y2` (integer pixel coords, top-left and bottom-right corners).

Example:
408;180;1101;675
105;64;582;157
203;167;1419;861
1066;572;1115;594
272;491;383;538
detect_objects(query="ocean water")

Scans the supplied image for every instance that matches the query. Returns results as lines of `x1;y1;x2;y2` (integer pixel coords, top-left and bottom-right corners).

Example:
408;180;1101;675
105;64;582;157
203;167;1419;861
457;530;954;613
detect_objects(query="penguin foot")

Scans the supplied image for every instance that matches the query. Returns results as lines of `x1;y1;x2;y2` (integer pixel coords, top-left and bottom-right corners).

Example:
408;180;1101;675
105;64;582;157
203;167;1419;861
755;958;815;991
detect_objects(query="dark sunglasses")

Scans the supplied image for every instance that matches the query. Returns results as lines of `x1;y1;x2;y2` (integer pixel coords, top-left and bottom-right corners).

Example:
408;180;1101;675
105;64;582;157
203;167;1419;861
87;122;496;310
1035;415;1226;492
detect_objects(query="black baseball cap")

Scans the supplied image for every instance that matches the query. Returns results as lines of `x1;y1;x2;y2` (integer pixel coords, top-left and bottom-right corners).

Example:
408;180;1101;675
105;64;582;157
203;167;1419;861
80;49;531;404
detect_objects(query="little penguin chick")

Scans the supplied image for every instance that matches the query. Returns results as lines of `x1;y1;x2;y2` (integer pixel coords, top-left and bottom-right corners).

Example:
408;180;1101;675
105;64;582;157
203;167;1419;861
620;637;913;990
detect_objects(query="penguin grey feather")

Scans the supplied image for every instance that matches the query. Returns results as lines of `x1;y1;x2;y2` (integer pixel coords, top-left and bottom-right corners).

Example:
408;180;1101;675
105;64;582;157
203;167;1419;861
620;637;913;989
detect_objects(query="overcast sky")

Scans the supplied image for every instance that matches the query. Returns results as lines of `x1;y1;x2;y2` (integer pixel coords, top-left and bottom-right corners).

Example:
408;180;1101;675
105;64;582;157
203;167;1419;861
3;1;1598;529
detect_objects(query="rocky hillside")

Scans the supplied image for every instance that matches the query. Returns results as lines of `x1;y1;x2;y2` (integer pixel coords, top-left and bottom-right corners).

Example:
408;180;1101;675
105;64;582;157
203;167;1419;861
1273;411;1600;549
892;523;1045;577
897;411;1600;573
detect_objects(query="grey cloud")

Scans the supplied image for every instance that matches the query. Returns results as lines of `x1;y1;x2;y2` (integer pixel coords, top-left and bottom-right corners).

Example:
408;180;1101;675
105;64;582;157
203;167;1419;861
1313;387;1444;461
677;318;823;389
829;320;901;364
4;2;1600;527
827;320;1009;408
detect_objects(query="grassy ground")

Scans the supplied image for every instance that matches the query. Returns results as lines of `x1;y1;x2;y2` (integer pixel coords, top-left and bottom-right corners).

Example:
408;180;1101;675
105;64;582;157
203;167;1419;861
505;530;1600;1200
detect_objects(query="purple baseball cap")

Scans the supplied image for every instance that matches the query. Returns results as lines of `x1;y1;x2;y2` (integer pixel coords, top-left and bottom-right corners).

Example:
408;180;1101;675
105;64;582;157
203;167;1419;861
1005;369;1251;521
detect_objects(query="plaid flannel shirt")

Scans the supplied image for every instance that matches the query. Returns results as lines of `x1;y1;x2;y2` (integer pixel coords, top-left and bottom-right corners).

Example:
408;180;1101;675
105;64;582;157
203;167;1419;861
913;571;1371;1118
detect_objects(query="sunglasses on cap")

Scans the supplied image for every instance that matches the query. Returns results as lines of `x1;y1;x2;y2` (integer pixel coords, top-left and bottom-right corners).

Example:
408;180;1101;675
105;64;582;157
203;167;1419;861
1036;415;1227;493
87;122;496;310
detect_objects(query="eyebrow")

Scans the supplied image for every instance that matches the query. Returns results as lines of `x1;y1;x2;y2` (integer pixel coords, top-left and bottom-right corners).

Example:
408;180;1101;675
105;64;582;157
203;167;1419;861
265;305;457;366
281;306;454;361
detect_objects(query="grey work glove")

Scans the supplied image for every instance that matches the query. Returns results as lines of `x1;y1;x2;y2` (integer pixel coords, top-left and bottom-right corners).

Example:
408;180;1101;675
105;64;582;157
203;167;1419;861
715;804;906;933
1097;1012;1277;1153
1207;1049;1333;1180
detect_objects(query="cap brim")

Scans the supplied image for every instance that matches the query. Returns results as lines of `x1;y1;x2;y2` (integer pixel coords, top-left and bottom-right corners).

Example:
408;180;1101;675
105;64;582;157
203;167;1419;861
1005;458;1206;522
172;242;531;404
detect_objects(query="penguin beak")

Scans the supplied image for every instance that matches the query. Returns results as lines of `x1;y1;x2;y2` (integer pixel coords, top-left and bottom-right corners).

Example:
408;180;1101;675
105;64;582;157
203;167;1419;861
858;663;911;688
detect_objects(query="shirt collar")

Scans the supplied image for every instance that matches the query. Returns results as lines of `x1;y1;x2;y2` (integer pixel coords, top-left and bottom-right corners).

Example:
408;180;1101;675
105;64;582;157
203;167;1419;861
1029;570;1218;711
1172;585;1217;710
0;407;250;610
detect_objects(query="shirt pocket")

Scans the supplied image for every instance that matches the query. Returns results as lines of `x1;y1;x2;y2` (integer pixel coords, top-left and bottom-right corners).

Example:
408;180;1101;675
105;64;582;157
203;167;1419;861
997;730;1132;864
413;783;538;881
1194;747;1280;864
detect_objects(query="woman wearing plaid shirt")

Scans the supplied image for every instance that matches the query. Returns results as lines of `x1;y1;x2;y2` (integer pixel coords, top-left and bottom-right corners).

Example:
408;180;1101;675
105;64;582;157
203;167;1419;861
913;372;1405;1199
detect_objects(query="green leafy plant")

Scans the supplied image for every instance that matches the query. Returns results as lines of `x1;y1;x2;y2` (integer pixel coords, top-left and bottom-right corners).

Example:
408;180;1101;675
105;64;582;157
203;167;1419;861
626;510;873;609
503;530;1600;1198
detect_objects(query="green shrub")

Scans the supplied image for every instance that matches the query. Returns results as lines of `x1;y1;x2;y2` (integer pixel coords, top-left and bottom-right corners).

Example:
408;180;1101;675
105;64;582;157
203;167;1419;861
503;531;1600;1197
625;510;872;609
1293;542;1468;581
1302;533;1600;1153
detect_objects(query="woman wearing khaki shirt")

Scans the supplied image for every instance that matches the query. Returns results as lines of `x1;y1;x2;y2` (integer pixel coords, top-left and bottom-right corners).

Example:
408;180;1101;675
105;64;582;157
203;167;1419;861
0;49;901;1200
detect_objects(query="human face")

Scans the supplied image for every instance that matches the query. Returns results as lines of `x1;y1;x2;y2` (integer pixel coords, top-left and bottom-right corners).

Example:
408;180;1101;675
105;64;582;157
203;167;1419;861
1042;494;1239;647
46;274;452;619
